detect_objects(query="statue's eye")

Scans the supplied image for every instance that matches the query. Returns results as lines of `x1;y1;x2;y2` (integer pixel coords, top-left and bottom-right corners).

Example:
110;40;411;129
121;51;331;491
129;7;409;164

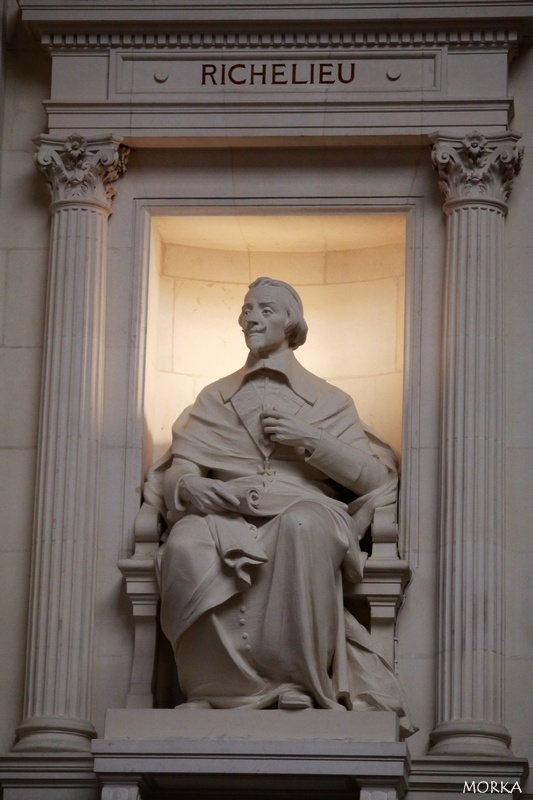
262;308;273;315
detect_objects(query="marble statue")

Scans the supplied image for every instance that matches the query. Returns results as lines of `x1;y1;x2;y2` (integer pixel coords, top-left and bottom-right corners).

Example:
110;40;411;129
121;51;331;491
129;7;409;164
146;277;416;737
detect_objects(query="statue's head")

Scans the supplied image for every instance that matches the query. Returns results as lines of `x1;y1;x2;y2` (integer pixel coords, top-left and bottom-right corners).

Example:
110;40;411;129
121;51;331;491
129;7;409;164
239;277;308;357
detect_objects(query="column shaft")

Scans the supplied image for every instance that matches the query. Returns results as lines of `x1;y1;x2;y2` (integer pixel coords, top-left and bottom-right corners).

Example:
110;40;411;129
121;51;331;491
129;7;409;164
14;134;128;752
429;131;522;757
440;204;504;724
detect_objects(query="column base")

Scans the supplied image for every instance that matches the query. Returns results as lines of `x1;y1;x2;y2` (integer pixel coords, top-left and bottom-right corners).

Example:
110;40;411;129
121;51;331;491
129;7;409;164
12;716;97;753
429;720;513;757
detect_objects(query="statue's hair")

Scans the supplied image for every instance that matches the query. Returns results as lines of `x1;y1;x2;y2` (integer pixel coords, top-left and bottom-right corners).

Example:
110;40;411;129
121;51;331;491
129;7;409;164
241;276;308;349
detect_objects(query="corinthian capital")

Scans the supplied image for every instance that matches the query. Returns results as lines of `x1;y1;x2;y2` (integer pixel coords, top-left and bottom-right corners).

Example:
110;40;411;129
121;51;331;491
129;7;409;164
35;133;130;210
430;130;523;211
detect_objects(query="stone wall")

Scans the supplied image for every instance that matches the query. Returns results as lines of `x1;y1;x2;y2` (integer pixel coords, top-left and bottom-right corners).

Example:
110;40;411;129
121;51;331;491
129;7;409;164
0;2;50;753
0;1;532;796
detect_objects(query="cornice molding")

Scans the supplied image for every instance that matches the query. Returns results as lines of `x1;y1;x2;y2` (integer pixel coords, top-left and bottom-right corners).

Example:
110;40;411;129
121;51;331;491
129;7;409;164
17;0;533;24
18;1;533;48
40;29;520;52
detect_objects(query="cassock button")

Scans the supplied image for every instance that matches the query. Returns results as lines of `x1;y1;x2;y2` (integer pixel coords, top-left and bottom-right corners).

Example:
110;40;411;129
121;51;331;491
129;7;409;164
239;618;246;626
239;606;246;613
245;645;251;652
242;632;249;639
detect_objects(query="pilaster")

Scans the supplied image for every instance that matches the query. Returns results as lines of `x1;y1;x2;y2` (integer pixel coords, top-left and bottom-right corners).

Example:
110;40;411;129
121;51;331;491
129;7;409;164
428;130;523;757
13;134;129;753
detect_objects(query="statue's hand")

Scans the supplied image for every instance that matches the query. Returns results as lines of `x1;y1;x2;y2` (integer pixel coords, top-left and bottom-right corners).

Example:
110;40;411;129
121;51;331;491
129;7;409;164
261;407;321;452
179;475;240;514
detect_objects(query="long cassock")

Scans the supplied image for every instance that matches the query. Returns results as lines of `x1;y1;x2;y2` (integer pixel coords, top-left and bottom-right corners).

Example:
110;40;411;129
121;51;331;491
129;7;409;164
148;349;416;737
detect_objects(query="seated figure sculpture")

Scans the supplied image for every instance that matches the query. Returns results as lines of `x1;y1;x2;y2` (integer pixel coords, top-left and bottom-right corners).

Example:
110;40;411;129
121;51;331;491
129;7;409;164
148;277;416;737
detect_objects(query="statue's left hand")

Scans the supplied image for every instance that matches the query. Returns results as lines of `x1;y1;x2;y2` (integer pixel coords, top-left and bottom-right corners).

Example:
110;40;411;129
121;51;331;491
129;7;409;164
261;407;321;452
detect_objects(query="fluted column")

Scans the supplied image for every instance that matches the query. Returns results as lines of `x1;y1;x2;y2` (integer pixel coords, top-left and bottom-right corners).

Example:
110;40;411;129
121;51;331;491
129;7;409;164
429;131;522;756
13;134;129;752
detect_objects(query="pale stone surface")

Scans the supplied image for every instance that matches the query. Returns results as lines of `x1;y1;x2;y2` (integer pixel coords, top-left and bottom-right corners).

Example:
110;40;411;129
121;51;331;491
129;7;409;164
4;249;47;348
171;278;249;376
164;242;251;283
0;348;42;448
429;130;523;758
298;280;400;377
1;2;533;793
94;712;408;799
13;135;129;754
360;790;398;800
0;551;31;748
326;242;405;284
148;235;405;458
251;250;327;285
0;150;50;246
333;374;404;459
0;752;99;800
100;788;141;800
2;47;49;154
104;709;399;741
151;371;196;461
102;347;131;447
0;20;50;760
106;248;135;348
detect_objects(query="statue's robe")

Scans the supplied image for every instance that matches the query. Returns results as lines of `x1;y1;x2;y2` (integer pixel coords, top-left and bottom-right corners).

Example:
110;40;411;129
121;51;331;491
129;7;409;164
149;350;416;736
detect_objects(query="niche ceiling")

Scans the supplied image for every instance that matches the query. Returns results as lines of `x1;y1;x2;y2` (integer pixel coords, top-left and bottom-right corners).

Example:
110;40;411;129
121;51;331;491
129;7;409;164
153;213;406;253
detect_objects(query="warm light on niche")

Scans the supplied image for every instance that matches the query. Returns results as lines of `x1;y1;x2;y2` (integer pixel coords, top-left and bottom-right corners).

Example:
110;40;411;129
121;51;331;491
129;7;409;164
144;214;406;468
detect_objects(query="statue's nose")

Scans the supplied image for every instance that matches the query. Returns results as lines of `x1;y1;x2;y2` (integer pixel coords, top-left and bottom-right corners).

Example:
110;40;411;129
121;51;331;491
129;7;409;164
246;310;261;325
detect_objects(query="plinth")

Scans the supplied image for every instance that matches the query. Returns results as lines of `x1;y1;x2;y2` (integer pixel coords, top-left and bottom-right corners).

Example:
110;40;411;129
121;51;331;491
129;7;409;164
92;710;410;800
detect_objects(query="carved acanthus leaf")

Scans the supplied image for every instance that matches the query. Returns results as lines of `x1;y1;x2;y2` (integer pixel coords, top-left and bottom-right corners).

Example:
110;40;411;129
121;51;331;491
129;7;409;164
35;133;130;208
431;130;523;206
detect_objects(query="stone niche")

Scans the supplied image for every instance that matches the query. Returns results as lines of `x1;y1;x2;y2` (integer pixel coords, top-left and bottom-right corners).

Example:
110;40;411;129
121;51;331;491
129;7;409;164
144;212;406;471
4;0;532;798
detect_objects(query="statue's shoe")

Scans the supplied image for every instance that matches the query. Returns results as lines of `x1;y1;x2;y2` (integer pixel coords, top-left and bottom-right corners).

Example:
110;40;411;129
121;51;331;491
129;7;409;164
175;700;212;709
277;691;315;710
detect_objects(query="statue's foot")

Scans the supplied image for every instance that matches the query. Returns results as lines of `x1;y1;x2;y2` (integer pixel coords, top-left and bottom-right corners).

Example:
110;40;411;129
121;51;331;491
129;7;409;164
277;691;315;710
175;700;212;709
351;698;375;711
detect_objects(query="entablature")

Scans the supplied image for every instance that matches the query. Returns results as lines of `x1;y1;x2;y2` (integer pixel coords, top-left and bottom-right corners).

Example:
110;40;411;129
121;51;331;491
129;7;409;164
18;0;533;146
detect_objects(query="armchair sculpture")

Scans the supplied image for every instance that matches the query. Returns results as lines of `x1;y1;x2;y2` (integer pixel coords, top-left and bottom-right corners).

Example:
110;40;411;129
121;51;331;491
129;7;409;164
119;278;415;737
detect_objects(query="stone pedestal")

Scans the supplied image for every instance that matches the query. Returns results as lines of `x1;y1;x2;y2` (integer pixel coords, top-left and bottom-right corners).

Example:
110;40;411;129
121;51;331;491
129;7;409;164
429;130;523;757
13;134;129;754
93;710;410;800
0;754;98;800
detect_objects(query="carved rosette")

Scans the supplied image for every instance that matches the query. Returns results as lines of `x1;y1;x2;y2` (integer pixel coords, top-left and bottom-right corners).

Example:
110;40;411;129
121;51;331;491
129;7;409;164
430;130;523;211
35;133;129;211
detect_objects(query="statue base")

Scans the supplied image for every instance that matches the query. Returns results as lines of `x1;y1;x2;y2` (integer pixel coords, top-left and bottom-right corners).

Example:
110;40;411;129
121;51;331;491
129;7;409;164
92;709;410;799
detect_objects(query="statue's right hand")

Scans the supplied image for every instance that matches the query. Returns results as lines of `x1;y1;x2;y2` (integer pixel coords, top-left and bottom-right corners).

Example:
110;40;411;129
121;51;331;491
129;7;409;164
179;475;241;514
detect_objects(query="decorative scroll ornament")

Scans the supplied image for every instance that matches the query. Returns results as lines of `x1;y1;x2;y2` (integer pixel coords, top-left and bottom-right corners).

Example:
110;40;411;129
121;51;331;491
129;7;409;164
35;133;130;209
430;130;523;209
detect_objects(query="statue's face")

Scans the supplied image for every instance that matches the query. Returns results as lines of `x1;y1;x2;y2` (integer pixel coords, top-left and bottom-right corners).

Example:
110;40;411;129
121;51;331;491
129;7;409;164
240;287;290;358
